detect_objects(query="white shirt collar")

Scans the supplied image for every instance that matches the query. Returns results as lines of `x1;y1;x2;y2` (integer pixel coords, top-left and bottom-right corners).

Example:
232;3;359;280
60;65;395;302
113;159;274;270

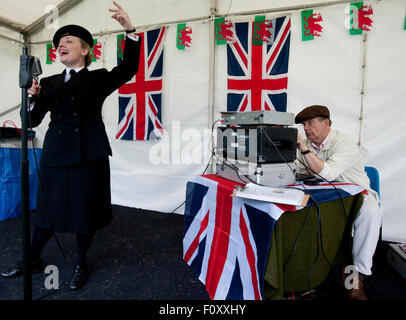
311;131;330;152
66;66;85;73
65;66;85;82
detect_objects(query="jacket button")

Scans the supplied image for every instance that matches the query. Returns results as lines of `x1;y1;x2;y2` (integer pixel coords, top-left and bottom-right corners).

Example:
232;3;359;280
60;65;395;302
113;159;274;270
58;130;62;134
74;128;79;132
73;112;78;117
58;115;62;119
70;96;74;101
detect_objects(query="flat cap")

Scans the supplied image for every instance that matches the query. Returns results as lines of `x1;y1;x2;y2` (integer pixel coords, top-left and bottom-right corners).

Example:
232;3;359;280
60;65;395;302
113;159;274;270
295;105;330;124
53;24;94;49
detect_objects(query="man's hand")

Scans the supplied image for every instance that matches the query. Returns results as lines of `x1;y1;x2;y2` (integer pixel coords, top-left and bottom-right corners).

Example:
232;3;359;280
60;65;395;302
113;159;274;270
296;131;325;174
297;132;308;152
27;79;41;96
109;1;134;31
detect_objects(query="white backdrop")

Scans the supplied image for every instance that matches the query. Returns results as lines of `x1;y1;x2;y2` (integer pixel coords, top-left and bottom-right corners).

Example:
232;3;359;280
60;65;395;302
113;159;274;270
0;0;405;242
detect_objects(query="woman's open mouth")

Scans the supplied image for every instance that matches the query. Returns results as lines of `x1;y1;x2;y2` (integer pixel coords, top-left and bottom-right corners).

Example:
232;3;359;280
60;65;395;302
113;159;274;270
59;49;69;57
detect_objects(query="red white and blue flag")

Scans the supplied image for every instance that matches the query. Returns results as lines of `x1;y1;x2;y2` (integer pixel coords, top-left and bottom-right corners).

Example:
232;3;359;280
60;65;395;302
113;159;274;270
183;175;282;300
227;16;291;112
183;175;365;300
116;28;165;140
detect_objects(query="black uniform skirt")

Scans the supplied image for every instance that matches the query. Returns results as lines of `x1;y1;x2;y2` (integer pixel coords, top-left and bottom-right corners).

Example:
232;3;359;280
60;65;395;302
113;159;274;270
34;156;113;234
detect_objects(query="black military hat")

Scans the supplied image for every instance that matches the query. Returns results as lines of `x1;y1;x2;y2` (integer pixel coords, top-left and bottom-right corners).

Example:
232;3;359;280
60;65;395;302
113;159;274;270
53;24;94;48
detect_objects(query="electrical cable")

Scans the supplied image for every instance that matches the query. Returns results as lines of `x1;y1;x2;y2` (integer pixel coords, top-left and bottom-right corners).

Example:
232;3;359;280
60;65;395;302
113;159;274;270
35;280;65;300
282;202;313;271
26;90;66;261
213;152;256;185
169;119;223;214
257;123;297;181
170;118;245;214
169;148;216;214
216;121;301;189
295;157;348;219
255;121;313;195
214;119;350;295
258;122;336;292
225;122;320;275
295;153;352;290
207;119;220;156
184;119;340;294
306;193;335;291
307;204;320;291
36;288;61;300
262;122;346;269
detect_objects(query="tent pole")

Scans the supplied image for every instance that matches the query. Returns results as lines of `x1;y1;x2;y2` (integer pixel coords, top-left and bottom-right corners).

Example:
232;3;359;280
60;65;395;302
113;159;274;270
358;33;368;146
208;0;216;174
0;33;25;45
0;104;22;118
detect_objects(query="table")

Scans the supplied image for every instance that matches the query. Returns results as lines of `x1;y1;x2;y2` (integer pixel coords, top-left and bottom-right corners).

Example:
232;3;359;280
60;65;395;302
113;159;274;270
183;174;364;300
263;193;363;299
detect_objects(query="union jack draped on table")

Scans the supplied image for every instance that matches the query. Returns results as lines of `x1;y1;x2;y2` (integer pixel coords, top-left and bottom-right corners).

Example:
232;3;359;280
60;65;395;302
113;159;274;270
183;175;285;300
116;28;165;140
183;175;366;300
227;16;291;112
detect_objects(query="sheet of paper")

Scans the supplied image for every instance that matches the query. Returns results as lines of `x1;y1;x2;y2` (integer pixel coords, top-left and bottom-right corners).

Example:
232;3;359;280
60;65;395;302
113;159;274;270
233;183;309;206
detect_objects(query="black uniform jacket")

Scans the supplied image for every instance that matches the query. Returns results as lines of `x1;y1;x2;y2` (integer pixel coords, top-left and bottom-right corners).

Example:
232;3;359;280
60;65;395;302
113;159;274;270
28;35;141;167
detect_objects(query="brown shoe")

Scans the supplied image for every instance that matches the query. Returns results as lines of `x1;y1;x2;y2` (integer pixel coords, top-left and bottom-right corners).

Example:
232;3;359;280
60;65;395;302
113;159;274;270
347;277;368;300
341;266;368;300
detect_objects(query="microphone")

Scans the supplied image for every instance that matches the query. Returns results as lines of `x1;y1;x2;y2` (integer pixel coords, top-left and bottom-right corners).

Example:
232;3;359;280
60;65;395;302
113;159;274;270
27;57;43;105
28;77;39;105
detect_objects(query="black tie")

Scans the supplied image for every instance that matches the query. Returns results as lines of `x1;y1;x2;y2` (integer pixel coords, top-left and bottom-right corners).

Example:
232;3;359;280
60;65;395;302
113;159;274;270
69;69;77;82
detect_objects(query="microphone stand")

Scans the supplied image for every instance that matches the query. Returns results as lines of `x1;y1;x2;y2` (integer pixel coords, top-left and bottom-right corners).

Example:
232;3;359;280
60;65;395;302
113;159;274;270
19;46;42;301
20;46;32;301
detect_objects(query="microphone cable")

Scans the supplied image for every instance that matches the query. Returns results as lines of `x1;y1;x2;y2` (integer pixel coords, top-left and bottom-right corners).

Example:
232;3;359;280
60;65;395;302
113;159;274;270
26;88;67;262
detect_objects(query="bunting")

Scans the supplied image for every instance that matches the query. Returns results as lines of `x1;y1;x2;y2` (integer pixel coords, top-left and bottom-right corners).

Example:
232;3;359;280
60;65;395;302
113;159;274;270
349;2;374;35
215;17;234;45
46;43;57;64
176;23;193;50
301;9;323;41
90;39;102;62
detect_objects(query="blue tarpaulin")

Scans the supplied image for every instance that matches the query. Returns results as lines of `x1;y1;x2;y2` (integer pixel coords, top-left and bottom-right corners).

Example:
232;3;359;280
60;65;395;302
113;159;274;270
0;147;42;220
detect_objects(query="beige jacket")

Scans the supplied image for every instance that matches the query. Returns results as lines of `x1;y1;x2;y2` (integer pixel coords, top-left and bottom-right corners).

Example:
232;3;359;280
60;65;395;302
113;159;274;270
295;129;378;200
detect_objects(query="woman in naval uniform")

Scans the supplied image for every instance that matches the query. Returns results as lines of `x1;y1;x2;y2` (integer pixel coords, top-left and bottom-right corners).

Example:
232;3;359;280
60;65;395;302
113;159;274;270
1;1;141;291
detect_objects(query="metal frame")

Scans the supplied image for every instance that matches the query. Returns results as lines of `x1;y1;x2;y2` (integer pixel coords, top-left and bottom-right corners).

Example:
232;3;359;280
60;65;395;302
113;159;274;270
0;0;83;36
0;0;367;136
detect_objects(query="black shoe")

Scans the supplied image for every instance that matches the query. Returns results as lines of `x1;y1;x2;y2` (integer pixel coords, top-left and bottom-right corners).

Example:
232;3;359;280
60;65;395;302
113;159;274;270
69;264;89;291
0;259;45;278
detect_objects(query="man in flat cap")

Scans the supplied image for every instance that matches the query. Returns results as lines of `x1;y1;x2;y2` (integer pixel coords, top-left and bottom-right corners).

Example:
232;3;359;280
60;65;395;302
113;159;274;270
1;2;140;291
294;105;383;300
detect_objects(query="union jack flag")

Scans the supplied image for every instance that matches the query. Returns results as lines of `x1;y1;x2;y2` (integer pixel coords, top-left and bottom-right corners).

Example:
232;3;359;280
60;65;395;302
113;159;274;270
183;175;282;300
183;175;366;300
116;28;165;140
227;16;291;112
